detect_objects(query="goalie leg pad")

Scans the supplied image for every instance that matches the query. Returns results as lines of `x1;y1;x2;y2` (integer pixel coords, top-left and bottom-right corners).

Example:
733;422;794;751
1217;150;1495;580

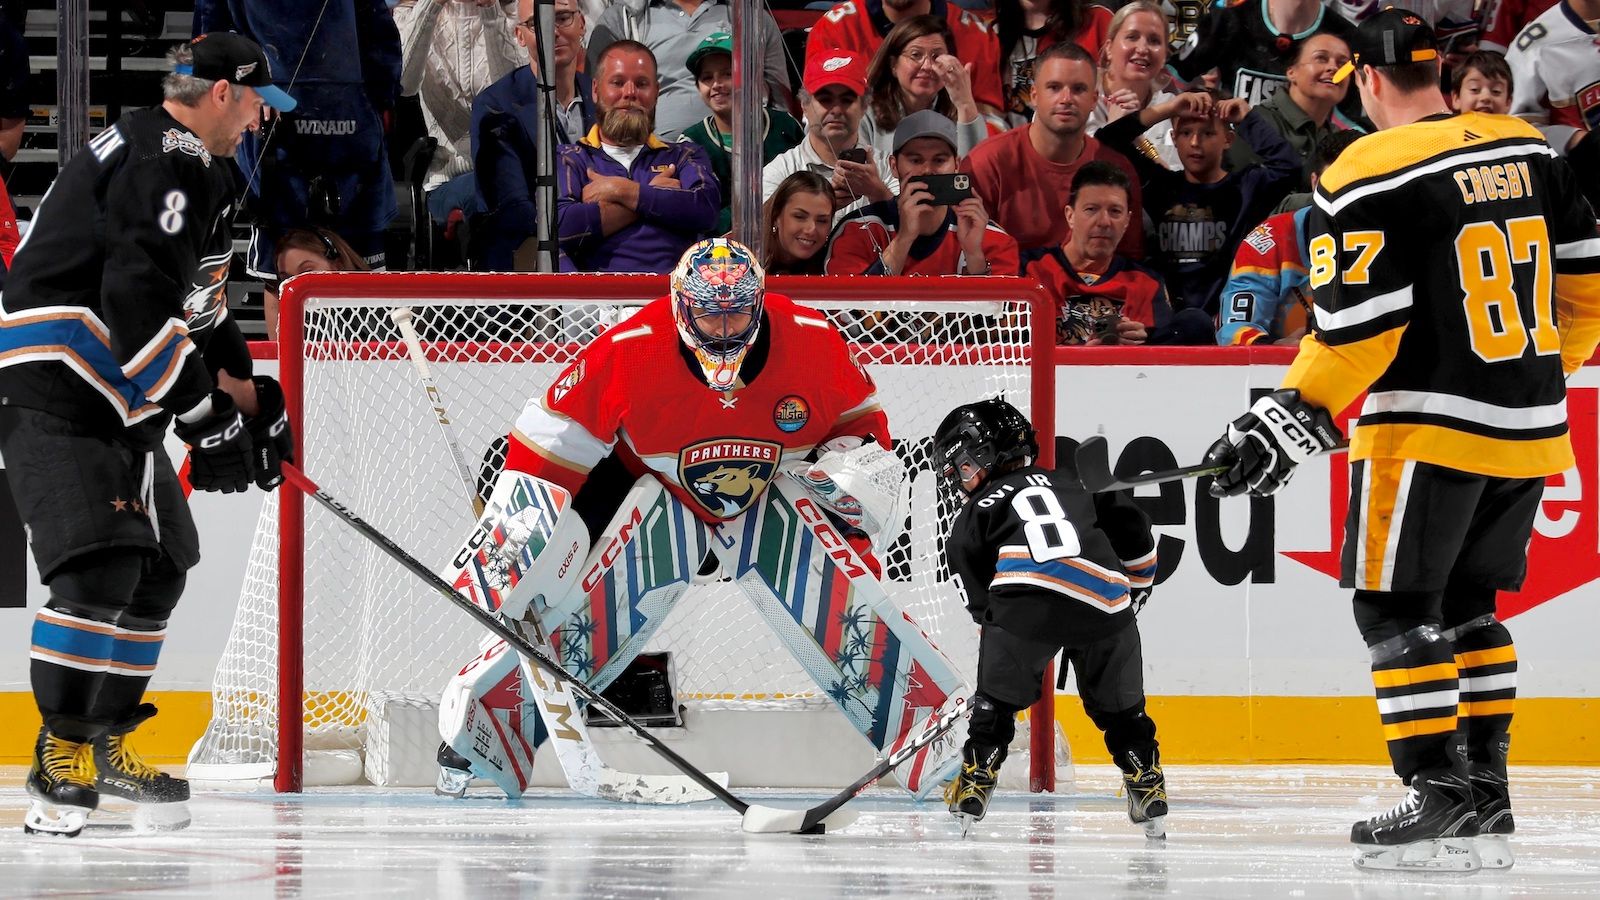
437;637;545;798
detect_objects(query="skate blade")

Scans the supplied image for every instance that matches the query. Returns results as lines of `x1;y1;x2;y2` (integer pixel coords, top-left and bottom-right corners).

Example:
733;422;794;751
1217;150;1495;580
952;812;977;838
1140;815;1167;840
132;801;191;832
1353;837;1481;874
1476;834;1514;870
435;767;472;799
23;800;89;838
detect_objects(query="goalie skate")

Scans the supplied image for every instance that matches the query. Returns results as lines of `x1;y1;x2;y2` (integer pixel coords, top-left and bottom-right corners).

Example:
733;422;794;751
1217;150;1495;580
1351;769;1481;874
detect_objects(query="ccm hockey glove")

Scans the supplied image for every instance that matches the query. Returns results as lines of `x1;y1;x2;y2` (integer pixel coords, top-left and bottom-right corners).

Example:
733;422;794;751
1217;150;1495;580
175;391;254;494
1206;389;1341;498
246;376;294;490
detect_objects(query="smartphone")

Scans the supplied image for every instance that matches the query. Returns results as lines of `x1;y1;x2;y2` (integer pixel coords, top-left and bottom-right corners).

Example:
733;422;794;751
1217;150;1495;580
837;147;869;165
911;173;974;206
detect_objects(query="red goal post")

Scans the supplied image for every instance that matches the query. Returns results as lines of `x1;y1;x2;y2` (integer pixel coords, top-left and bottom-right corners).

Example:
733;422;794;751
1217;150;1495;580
191;272;1060;793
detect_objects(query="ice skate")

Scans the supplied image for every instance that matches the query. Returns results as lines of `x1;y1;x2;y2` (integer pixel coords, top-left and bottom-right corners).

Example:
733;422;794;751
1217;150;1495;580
1470;734;1514;870
24;729;98;837
945;744;1004;836
93;706;191;831
1351;768;1481;873
1120;748;1168;839
435;741;474;798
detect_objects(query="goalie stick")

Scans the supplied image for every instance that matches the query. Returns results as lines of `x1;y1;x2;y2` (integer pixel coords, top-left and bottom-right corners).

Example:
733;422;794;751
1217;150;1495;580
1073;435;1350;493
390;304;719;806
280;462;865;834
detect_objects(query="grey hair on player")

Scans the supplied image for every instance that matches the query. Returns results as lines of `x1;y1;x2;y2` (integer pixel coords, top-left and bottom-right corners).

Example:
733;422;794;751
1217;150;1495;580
162;44;239;107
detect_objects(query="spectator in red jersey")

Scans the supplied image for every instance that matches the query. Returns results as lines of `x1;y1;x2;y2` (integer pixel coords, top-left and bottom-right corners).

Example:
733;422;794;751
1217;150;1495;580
1451;50;1513;115
1479;0;1555;52
863;16;988;160
761;171;837;274
806;0;1007;123
1024;162;1212;345
995;0;1113;127
827;110;1020;276
1089;1;1181;171
960;42;1144;256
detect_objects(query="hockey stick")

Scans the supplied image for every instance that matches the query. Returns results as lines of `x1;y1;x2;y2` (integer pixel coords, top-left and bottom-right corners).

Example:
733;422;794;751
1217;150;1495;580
388;306;485;518
1073;434;1350;493
389;306;719;805
279;462;857;833
741;695;969;834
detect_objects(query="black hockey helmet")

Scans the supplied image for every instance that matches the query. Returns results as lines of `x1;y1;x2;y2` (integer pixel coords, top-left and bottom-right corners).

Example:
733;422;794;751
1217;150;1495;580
933;398;1039;495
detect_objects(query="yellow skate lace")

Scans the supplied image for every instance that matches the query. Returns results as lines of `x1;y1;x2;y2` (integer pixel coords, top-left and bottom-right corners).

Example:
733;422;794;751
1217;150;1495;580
944;761;998;805
41;735;97;787
104;734;163;781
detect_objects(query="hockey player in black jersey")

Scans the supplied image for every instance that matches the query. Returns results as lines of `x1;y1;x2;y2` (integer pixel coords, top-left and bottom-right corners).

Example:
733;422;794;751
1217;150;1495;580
0;33;296;836
1203;9;1600;874
935;399;1167;837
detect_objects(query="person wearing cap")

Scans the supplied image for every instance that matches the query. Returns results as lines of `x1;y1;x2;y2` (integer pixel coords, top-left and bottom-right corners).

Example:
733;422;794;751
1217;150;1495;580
555;40;720;273
825;109;1019;276
0;32;300;837
762;49;897;224
585;0;793;140
1204;7;1600;873
678;32;804;235
194;0;402;337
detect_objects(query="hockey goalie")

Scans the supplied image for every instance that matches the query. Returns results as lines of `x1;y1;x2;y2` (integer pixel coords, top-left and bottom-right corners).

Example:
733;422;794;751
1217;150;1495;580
433;239;966;803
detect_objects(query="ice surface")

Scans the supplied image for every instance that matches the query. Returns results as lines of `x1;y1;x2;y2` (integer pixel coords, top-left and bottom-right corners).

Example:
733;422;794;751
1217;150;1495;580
2;765;1597;898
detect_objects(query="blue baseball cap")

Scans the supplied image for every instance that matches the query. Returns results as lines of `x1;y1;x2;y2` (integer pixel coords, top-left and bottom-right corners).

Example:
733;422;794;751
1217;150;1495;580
179;32;298;112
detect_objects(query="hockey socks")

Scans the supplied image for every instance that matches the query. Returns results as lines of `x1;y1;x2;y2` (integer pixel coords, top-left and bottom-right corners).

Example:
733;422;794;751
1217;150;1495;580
1447;614;1517;869
1365;623;1459;779
29;605;115;740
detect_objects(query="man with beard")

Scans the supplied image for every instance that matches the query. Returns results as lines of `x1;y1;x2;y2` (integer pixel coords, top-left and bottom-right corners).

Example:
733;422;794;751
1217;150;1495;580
555;40;720;272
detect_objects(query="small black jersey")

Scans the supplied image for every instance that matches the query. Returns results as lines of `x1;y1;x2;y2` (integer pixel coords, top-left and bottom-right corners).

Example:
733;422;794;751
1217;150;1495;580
1168;0;1358;108
946;465;1157;644
0;106;246;448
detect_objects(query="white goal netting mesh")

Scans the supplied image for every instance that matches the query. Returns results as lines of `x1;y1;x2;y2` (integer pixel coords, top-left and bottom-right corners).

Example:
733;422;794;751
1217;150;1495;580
187;274;1059;787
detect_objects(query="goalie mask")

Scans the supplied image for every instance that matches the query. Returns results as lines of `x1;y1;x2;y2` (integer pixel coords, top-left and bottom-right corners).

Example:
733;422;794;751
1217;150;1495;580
670;238;766;391
934;398;1039;496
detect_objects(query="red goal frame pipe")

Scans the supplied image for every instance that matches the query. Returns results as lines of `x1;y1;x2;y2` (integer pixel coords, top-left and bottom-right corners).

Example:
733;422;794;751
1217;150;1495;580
275;272;1059;793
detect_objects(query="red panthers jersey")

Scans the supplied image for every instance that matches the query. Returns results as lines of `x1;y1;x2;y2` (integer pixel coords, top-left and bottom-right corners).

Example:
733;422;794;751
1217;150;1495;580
806;0;1006;113
507;294;889;523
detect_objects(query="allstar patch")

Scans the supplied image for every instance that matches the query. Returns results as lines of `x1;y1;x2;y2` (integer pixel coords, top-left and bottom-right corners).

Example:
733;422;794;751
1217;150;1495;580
773;395;810;433
161;128;211;167
680;439;781;518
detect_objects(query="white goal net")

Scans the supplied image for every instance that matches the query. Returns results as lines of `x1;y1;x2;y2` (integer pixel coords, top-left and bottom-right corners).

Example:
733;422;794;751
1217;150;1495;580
187;273;1066;791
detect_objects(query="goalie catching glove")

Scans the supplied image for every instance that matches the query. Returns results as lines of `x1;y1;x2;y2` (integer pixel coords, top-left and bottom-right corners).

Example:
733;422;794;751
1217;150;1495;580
787;437;907;551
1205;389;1341;498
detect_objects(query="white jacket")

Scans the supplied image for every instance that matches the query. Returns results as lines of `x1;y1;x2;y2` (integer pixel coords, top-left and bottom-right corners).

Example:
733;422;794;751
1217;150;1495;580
394;0;525;190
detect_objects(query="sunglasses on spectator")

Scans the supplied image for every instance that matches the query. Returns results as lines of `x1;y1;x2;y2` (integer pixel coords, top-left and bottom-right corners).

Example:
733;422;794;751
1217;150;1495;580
521;11;579;29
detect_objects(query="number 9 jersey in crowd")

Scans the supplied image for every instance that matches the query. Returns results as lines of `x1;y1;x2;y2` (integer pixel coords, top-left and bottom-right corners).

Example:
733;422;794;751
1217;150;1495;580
503;293;888;523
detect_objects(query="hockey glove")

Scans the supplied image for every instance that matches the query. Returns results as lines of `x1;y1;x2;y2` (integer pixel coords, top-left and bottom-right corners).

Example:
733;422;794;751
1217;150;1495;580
1205;389;1341;498
246;376;294;491
175;391;254;494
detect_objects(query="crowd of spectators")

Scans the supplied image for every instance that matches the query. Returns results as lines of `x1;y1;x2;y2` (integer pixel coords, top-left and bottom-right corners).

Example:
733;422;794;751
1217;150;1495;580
165;0;1597;344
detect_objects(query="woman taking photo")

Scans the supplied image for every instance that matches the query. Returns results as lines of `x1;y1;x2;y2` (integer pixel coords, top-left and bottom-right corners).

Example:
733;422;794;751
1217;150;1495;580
1088;1;1181;171
761;172;837;275
862;16;990;161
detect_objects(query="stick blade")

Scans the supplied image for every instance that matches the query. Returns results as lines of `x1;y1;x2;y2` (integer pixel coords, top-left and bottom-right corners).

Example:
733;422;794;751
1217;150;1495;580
593;770;730;805
740;803;860;835
1072;435;1119;492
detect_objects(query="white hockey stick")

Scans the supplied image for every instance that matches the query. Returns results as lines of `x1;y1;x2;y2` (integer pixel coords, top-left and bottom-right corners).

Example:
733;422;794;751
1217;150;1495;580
390;305;719;805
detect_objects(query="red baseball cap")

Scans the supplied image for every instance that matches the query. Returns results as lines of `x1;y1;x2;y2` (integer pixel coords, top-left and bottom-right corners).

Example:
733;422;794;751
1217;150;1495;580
803;49;868;96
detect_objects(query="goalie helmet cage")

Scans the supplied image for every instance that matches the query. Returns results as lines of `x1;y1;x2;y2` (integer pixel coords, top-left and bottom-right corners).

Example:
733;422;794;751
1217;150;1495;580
188;273;1064;793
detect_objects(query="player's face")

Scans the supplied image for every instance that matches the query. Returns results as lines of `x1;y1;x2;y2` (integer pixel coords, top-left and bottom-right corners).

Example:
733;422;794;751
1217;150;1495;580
696;55;734;117
805;86;865;143
692;308;754;341
774;190;834;263
207;83;264;158
890;137;957;181
1454;71;1510;115
1065;183;1130;260
895;35;953;103
1106;11;1168;86
1287;34;1352;106
1173;116;1230;179
1031;58;1097;137
595;50;659;144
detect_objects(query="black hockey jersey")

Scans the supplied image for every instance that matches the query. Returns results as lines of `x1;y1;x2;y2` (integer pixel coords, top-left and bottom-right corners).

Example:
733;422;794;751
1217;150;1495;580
0;106;247;449
945;465;1158;645
1286;111;1600;479
1168;0;1358;108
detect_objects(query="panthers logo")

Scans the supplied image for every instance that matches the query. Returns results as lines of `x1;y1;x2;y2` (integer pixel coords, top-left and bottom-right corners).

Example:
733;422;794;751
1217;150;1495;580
680;438;782;518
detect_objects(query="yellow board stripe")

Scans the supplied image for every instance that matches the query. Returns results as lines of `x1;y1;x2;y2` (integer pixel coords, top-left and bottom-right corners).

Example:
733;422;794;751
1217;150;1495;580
1382;714;1458;742
1456;645;1518;669
1459;699;1517;718
1372;662;1458;688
